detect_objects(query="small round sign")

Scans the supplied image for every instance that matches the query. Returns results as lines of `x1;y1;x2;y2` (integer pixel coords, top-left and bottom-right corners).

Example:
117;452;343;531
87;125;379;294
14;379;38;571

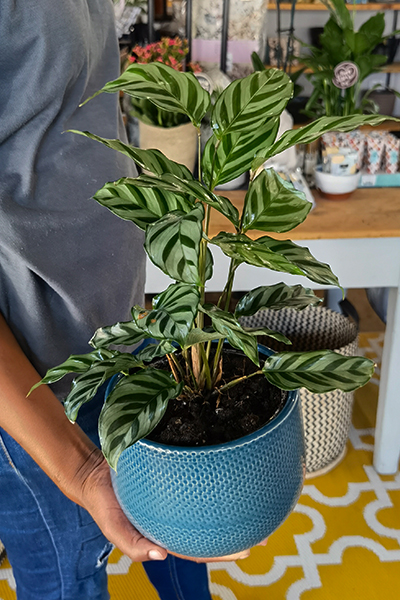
193;72;213;94
332;61;359;90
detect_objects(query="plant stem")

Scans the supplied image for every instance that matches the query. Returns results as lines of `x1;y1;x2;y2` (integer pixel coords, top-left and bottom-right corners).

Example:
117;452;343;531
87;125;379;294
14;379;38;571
198;342;213;390
215;369;263;394
184;348;198;390
323;79;331;116
207;258;237;379
169;352;186;379
210;139;221;189
197;128;202;183
217;258;236;311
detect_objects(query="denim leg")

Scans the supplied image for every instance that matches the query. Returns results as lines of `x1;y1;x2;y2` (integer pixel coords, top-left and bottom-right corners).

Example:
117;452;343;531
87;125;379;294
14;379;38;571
143;556;212;600
0;428;111;600
0;383;212;600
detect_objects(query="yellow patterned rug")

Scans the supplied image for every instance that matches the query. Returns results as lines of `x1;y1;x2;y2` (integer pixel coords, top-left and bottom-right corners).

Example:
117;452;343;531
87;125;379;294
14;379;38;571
1;332;399;600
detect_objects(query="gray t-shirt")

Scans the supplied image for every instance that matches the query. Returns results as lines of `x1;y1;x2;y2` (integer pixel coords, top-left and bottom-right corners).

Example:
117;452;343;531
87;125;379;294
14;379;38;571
0;0;145;399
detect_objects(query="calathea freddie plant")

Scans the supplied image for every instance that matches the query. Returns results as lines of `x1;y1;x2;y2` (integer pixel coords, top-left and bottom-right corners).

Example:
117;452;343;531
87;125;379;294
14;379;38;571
31;64;386;470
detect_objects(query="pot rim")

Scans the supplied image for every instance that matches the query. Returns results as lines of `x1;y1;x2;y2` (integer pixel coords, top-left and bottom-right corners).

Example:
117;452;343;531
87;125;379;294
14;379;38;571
106;342;298;454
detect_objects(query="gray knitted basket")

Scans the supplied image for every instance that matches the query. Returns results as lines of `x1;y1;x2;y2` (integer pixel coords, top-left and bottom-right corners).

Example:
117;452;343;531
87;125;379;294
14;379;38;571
240;305;358;476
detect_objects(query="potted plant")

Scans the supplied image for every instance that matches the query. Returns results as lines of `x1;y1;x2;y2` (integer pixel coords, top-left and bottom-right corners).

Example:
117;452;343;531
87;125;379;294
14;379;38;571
299;0;400;118
126;36;202;171
31;64;388;558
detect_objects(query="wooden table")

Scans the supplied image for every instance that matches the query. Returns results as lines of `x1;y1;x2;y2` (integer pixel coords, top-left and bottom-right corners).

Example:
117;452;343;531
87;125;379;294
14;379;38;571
145;187;400;475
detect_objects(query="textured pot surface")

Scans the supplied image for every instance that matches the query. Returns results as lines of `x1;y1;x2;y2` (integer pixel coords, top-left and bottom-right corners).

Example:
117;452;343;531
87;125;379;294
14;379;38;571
139;121;198;172
111;350;305;557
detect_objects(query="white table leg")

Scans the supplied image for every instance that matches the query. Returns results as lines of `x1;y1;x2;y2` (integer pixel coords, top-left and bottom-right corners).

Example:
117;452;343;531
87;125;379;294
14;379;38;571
373;286;400;474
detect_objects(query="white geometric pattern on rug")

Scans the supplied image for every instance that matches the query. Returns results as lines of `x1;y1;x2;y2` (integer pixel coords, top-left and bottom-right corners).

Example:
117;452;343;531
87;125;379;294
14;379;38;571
209;468;400;599
0;566;15;593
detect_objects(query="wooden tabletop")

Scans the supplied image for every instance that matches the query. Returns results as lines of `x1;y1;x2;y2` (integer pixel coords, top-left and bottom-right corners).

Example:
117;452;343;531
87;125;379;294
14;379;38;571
214;187;400;241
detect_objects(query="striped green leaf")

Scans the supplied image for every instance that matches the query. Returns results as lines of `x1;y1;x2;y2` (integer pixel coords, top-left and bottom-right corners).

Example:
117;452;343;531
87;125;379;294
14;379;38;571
256;237;341;288
202;118;279;189
64;354;142;422
205;247;214;282
134;341;177;363
211;69;293;139
200;304;259;366
133;173;239;227
99;369;184;469
69;130;194;180
252;114;400;170
183;328;225;349
211;233;341;288
93;177;193;230
235;283;322;318
262;350;375;393
241;169;312;233
89;319;147;349
83;63;211;128
28;349;117;394
145;205;204;284
211;233;306;277
131;283;200;346
242;326;291;345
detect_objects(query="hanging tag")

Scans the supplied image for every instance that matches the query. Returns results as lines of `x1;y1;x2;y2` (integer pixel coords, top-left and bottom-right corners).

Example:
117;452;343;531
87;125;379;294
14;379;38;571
332;61;359;90
193;73;213;94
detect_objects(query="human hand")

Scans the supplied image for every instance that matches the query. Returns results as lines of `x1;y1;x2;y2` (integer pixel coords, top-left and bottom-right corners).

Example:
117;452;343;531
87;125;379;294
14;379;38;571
76;443;268;565
78;449;167;562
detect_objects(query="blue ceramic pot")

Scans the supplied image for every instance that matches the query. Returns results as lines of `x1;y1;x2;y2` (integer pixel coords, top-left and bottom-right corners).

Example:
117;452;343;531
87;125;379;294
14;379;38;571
109;345;305;558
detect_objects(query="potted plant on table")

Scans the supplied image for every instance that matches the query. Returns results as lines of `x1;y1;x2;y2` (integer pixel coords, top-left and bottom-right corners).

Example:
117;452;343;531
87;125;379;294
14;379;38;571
125;36;202;171
31;64;388;558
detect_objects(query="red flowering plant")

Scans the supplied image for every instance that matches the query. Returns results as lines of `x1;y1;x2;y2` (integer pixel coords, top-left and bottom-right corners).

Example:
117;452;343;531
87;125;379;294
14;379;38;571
127;37;202;127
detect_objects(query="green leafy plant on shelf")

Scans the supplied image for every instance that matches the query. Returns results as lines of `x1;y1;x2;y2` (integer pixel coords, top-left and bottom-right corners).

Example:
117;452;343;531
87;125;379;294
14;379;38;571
31;63;391;469
299;0;400;118
127;36;202;128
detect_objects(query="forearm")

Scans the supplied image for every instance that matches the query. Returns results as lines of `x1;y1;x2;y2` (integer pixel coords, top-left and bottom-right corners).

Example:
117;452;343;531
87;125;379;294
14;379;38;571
0;312;101;506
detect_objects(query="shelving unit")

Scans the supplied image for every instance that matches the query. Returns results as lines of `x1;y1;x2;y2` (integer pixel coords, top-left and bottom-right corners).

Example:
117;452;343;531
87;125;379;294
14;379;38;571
292;119;400;129
266;62;400;73
267;3;400;10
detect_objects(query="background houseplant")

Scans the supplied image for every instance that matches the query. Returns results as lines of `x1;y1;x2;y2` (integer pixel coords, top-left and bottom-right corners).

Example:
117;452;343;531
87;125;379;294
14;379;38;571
126;36;201;170
299;0;400;118
32;64;389;556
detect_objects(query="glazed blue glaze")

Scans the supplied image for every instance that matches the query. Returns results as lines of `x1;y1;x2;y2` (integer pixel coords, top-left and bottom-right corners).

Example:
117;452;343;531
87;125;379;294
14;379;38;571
107;345;305;558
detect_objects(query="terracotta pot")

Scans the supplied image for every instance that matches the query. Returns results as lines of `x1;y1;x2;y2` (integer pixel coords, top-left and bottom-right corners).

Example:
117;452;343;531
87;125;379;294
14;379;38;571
139;121;198;173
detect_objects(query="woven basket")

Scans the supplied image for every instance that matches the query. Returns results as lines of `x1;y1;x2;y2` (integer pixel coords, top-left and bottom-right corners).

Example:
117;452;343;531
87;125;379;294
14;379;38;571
240;305;359;477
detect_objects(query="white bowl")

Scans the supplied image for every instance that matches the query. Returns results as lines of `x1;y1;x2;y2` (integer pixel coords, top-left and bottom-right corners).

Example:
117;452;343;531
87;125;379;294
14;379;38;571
314;166;361;200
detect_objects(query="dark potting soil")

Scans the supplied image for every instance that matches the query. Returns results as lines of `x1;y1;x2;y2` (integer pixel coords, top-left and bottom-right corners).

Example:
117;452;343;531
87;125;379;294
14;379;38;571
146;349;287;447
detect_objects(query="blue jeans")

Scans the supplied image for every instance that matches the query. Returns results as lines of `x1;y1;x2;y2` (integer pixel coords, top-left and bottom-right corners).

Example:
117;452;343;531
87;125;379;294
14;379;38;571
0;393;212;600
